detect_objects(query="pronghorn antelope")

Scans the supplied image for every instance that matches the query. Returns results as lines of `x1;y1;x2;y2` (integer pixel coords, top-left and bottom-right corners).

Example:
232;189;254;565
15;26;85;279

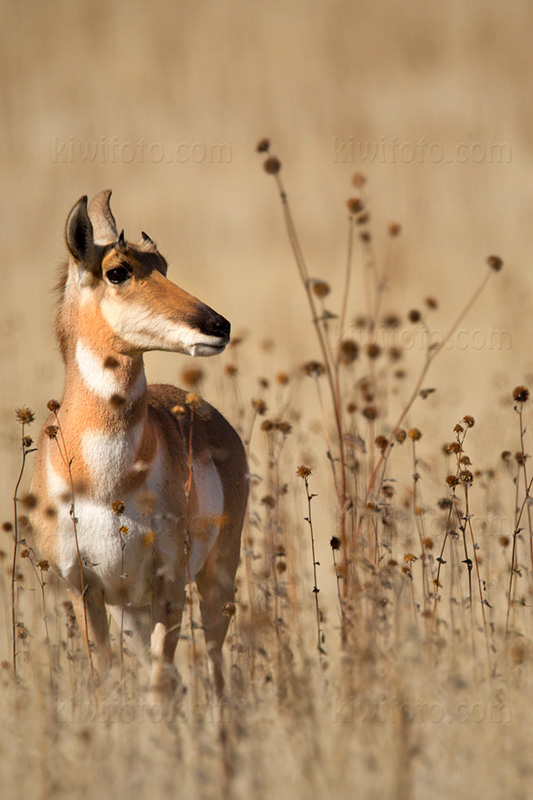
30;191;248;697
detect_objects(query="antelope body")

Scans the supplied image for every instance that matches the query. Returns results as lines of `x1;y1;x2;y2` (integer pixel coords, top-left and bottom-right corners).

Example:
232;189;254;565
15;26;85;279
30;191;248;697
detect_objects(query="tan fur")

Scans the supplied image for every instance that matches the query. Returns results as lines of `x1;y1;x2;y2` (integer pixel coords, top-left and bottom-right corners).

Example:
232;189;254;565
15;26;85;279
30;191;248;698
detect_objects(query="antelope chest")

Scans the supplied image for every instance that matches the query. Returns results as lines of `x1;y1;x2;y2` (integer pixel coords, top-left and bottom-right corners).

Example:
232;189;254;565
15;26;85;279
57;495;166;606
44;428;178;606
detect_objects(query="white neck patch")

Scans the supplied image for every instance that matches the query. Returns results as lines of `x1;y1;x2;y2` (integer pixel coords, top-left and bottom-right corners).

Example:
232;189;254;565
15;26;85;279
75;340;147;402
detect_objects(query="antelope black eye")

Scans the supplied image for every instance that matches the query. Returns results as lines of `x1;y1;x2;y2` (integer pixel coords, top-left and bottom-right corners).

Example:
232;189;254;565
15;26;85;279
106;267;131;285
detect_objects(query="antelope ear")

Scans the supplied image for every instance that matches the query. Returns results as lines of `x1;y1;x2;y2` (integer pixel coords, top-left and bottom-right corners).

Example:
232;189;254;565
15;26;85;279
65;196;94;263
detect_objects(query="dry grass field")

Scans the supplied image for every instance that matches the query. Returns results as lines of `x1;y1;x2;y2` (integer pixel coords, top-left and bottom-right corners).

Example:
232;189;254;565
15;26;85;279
2;1;533;798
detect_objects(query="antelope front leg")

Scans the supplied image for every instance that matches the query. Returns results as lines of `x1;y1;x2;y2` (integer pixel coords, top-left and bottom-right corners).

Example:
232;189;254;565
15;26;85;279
67;582;112;680
148;574;185;706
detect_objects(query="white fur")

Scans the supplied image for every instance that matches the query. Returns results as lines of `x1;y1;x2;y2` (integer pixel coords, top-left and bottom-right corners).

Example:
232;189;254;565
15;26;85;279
189;459;224;576
46;444;176;607
75;340;147;401
81;420;144;496
100;297;226;356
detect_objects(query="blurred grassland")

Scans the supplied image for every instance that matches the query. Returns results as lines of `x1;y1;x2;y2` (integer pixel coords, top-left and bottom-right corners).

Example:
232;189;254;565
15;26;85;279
2;1;533;798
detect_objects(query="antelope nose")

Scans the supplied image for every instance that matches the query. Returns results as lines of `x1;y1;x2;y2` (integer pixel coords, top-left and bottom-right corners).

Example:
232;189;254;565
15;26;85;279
211;315;231;340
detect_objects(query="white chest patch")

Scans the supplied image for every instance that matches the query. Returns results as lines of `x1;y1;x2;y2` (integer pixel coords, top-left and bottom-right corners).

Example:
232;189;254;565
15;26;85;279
188;458;224;577
46;441;174;607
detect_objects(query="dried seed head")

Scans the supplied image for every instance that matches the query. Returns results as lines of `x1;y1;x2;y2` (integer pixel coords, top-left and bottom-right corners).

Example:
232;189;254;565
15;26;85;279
499;536;510;547
425;297;438;310
263;156;281;175
346;197;364;215
454;424;464;434
408;428;422;441
303;361;325;378
311;280;330;298
408;309;421;324
23;435;33;448
487;255;503;271
352;172;366;188
259;377;270;389
261;419;274;432
2;522;13;532
261;494;276;508
142;531;155;548
346;402;357;414
222;601;236;617
330;536;341;551
463;415;475;428
185;392;202;409
181;367;204;388
383;314;401;329
394;428;407;443
446;474;459;488
21;493;37;510
422;537;434;549
375;435;389;453
47;399;61;412
388;221;401;236
172;405;186;417
225;364;238;377
276;372;289;385
37;559;49;571
111;500;125;515
252;398;267;415
339;340;360;364
459;470;474;485
45;425;59;440
366;343;382;360
119;525;129;535
501;450;512;462
256;138;270;153
362;405;378;421
297;465;312;479
275;420;292;435
388;347;402;361
515;451;527;465
513;386;530;404
16;407;35;425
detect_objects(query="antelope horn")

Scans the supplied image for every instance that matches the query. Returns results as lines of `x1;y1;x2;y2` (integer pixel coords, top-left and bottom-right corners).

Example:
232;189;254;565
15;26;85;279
88;189;118;245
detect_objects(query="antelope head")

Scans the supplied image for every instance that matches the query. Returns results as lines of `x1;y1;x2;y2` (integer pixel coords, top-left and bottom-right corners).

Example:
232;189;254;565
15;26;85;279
63;190;230;357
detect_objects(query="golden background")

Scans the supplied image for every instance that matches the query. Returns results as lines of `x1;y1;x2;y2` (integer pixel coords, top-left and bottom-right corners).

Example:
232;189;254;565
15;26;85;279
2;2;532;522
